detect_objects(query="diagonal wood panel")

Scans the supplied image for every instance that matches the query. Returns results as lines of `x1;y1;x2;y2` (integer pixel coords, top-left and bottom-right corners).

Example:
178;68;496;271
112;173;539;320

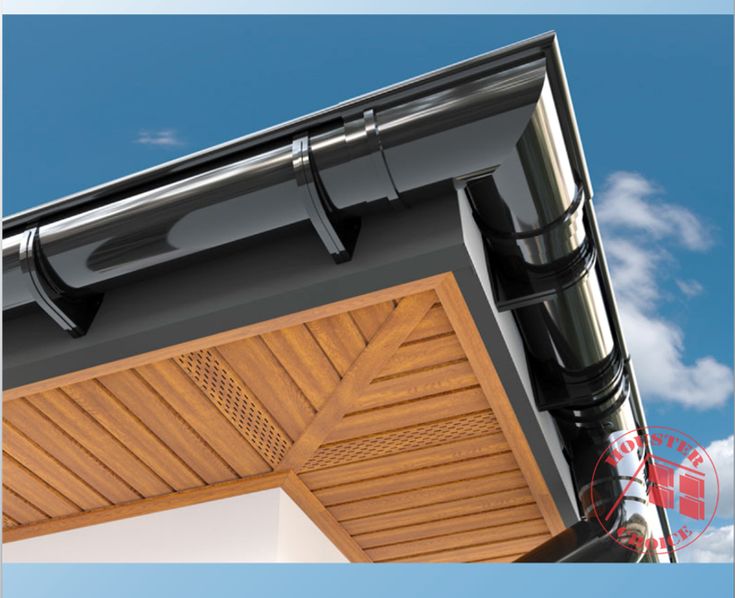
134;360;271;477
62;379;203;491
276;291;436;472
175;347;293;468
98;370;237;484
5;395;147;504
261;325;341;409
326;386;487;443
214;337;315;438
3;274;563;562
3;455;81;518
3;422;110;511
4;486;48;525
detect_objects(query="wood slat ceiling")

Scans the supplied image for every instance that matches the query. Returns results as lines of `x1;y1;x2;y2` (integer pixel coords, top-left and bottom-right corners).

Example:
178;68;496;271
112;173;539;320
2;273;563;562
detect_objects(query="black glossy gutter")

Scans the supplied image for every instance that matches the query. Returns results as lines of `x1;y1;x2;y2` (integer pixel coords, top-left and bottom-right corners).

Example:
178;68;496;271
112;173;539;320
1;32;674;562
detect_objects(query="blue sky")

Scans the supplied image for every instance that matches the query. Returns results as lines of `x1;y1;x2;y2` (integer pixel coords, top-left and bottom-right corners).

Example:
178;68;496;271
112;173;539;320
1;563;733;598
3;15;733;564
2;562;731;597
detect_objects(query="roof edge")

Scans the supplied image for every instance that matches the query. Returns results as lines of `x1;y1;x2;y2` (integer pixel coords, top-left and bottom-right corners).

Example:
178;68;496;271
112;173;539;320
3;31;588;235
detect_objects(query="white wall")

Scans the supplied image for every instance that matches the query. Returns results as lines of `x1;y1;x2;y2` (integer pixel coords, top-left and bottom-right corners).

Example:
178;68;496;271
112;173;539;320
2;488;348;563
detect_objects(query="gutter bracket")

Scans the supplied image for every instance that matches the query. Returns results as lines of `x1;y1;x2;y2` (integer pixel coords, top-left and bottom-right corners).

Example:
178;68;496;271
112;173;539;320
18;226;103;337
292;134;361;263
471;184;595;311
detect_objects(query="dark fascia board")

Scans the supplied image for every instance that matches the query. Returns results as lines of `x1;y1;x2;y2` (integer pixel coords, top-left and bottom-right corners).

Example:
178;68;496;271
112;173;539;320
2;187;580;528
2;31;591;236
1;30;676;558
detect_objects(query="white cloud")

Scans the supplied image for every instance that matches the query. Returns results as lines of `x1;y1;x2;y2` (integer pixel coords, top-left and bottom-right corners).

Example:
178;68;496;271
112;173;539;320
596;171;712;251
676;279;704;298
678;525;733;563
597;171;732;409
618;305;732;409
705;435;734;520
677;434;733;529
604;237;664;310
135;129;183;147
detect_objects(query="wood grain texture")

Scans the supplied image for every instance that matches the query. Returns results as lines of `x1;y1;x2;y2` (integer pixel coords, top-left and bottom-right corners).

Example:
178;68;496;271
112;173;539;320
3;486;48;525
135;360;271;477
329;471;529;521
276;291;436;472
389;533;551;563
306;313;366;377
2;455;80;518
434;274;566;535
3;472;289;543
404;304;452;343
375;333;465;379
3;275;450;402
299;434;510;490
217;336;316;435
354;502;542;549
262;324;344;409
3;422;110;511
3;272;565;563
314;453;518;506
341;487;536;536
329;386;487;443
63;379;203;491
98;370;236;485
367;518;549;561
5;396;146;503
349;301;394;342
356;360;476;410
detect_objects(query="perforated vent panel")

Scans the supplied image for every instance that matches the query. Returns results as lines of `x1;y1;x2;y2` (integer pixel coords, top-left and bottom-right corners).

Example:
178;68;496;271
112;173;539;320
176;349;291;467
302;411;499;471
3;275;558;562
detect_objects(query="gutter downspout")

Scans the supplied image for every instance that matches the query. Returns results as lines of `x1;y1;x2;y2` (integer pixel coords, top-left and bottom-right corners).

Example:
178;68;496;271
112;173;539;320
1;34;673;562
455;82;672;562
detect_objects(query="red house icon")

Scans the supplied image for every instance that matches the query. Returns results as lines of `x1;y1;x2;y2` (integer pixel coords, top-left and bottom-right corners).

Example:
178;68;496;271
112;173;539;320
648;457;706;520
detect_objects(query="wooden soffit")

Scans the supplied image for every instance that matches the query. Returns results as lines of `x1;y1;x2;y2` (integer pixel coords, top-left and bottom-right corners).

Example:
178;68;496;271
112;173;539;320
2;273;563;562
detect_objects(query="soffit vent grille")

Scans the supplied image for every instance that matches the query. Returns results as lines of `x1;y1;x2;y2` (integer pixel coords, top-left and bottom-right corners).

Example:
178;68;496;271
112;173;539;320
302;411;499;471
176;349;291;467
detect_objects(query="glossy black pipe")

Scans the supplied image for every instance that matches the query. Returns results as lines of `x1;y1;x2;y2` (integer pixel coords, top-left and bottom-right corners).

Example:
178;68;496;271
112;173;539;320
4;32;568;236
1;32;673;561
463;80;617;409
460;79;671;561
2;59;547;312
473;196;671;561
516;379;656;562
517;519;649;563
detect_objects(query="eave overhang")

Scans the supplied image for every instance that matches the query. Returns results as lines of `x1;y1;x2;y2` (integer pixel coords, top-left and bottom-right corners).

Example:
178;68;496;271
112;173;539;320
2;32;673;563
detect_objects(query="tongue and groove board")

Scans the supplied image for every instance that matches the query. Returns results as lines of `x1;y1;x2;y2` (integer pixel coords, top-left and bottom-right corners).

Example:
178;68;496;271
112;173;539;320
2;273;563;562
